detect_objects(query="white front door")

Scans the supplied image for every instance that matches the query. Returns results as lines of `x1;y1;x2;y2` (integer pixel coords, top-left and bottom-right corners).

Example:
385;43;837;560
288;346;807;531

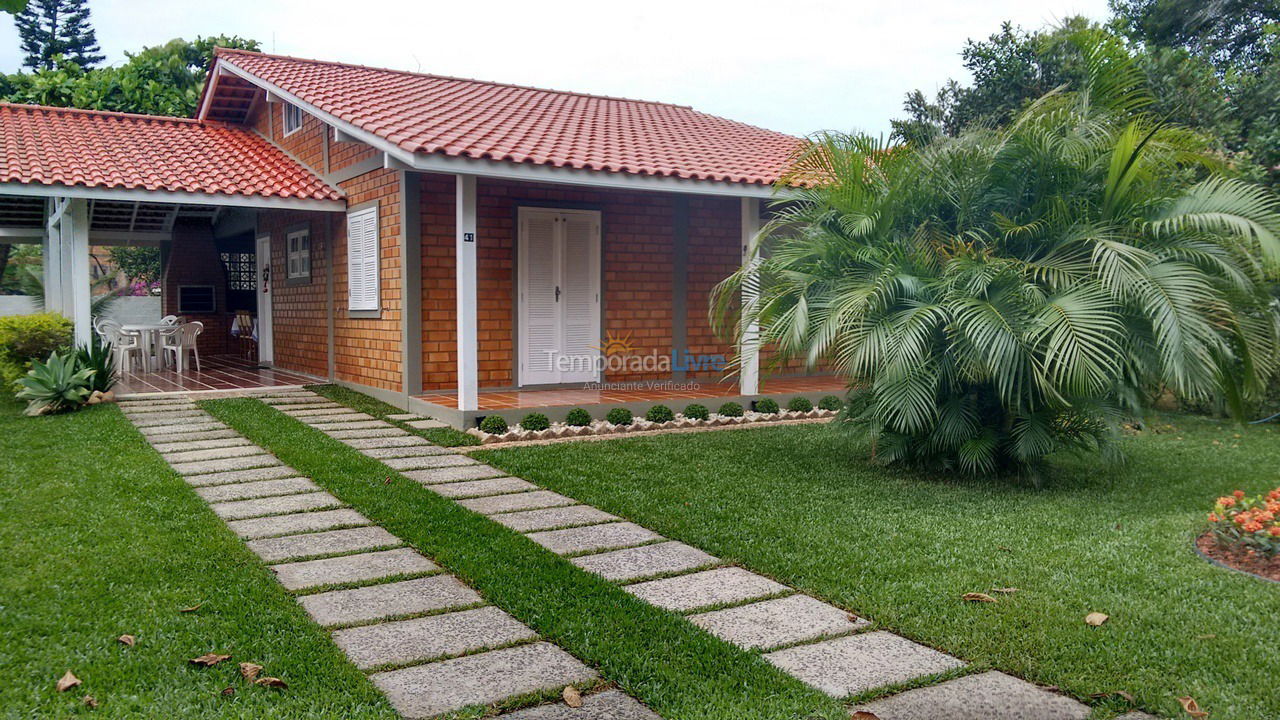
255;235;273;364
518;208;601;386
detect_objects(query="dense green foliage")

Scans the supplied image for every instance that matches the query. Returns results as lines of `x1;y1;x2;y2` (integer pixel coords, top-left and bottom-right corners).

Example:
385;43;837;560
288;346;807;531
722;32;1280;477
605;407;634;425
565;407;592;426
645;404;675;423
477;418;1280;719
717;401;744;417
1;34;259;116
754;398;779;414
16;0;102;70
74;333;114;393
787;396;814;412
519;412;551;431
14;348;92;414
479;414;509;434
0;312;71;388
818;395;844;411
106;246;160;287
682;403;710;420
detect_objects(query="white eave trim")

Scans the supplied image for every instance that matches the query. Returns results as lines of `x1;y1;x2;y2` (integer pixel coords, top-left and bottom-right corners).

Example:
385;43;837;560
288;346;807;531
212;58;783;200
0;182;346;212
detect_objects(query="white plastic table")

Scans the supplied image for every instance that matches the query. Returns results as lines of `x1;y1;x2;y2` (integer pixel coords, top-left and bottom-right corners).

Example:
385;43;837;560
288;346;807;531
120;323;170;372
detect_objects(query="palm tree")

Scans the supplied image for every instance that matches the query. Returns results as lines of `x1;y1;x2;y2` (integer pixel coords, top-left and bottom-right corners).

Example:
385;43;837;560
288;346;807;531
716;31;1280;478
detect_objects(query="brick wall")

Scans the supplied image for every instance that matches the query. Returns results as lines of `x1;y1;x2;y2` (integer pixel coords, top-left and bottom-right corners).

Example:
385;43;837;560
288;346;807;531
248;95;376;175
162;220;231;356
257;210;332;378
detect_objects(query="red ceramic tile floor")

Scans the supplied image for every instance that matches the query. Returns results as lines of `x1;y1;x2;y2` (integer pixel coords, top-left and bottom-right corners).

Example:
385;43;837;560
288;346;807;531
114;355;320;396
416;375;848;411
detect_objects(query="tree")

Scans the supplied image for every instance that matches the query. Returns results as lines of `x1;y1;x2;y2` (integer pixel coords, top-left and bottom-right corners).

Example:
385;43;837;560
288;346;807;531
15;0;104;70
719;31;1280;480
1109;0;1280;73
107;246;160;288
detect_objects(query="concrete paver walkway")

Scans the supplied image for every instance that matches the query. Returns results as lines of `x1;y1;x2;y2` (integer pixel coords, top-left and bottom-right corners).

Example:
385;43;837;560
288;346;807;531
118;393;660;720
265;390;1112;720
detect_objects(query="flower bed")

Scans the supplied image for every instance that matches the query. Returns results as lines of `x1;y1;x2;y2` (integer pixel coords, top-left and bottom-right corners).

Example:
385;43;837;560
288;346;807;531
468;406;838;445
1199;488;1280;581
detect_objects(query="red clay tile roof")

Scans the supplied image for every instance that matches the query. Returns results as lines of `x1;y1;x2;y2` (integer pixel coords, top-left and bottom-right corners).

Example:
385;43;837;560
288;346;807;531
0;103;342;202
215;48;801;186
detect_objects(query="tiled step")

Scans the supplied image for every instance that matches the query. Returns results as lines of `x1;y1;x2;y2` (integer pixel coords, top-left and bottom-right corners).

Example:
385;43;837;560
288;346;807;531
328;428;411;440
763;631;965;698
245;526;403;563
184;465;299;486
688;595;866;651
139;421;227;436
342;436;436;449
152;436;253;453
382;454;478;471
308;419;396;431
162;444;274;464
361;445;454;459
210;491;343;520
300;575;483;627
227;508;370;539
571;541;718;582
458;490;577;515
369;642;597;719
332;606;538;669
490;505;619;533
194;477;321;503
625;567;790;612
402;465;507;484
147;428;240;444
170;454;282;476
849;671;1090;719
270;548;438;590
526;522;661;555
427;477;535;499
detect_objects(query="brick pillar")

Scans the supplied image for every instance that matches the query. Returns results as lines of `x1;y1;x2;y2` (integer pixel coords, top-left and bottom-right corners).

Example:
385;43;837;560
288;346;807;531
163;219;231;356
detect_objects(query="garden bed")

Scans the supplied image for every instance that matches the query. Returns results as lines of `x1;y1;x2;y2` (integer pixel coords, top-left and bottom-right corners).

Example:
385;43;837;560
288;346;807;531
467;408;839;444
1195;532;1280;582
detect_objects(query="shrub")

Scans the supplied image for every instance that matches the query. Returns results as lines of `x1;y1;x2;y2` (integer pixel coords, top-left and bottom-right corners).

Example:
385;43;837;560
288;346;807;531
565;408;592;426
15;348;94;416
478;414;508;434
683;403;710;420
755;398;780;414
605;407;634;425
717;401;744;417
645;404;675;423
1208;488;1280;557
520;412;551;431
787;396;814;412
0;312;72;369
76;335;117;393
818;395;843;411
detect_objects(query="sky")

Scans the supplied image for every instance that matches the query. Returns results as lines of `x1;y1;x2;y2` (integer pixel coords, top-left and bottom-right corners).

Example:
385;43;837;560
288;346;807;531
0;0;1112;137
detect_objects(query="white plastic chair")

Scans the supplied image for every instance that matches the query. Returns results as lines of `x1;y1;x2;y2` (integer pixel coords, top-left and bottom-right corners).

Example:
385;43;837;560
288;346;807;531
161;321;203;373
97;320;145;375
160;315;180;326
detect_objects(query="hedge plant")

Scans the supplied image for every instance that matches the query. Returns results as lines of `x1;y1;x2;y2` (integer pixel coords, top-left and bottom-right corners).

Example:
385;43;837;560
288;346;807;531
717;401;744;417
755;398;780;414
565;408;592;426
683;403;710;420
520;412;551;431
605;407;634;425
818;395;843;411
787;396;814;412
478;414;508;434
645;404;675;423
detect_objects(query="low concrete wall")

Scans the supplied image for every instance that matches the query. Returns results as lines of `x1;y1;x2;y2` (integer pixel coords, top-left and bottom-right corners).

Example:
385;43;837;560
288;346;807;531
0;295;160;323
0;296;36;316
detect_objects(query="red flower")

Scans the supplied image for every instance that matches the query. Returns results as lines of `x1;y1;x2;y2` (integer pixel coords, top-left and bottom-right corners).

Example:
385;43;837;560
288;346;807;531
1218;496;1237;508
1269;527;1280;538
1243;521;1264;533
1208;513;1220;522
1233;490;1246;500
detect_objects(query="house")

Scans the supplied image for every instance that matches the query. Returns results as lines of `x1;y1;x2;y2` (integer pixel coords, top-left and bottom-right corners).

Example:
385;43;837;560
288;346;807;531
0;49;843;427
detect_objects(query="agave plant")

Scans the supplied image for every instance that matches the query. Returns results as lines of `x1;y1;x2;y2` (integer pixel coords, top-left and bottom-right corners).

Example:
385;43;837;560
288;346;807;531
15;349;95;416
716;30;1280;479
75;334;116;393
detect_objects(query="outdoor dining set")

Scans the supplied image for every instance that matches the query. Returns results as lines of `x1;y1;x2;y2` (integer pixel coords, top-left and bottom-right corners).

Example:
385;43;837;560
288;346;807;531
94;316;204;375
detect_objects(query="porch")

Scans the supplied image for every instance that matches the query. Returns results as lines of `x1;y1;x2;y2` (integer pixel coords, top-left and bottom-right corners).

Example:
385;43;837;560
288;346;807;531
112;354;321;397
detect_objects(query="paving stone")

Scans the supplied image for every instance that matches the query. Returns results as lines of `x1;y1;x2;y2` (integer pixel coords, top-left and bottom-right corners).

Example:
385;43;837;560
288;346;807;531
1113;714;1161;720
527;522;661;555
309;419;393;431
211;491;343;520
300;574;482;627
851;671;1089;720
125;410;209;425
170;454;282;476
428;477;536;499
151;436;253;453
195;477;320;503
405;418;448;429
145;428;240;445
246;526;402;563
184;465;298;487
270;548;437;590
370;642;596;719
689;594;867;650
300;414;378;425
342;436;434;449
382;454;477;471
139;421;226;436
333;606;537;669
573;541;718;581
260;396;330;405
501;690;662;720
764;631;965;698
402;464;506;484
458;490;578;515
360;445;452;459
162;444;271;464
626;567;790;612
327;427;411;439
227;508;369;539
387;413;422;420
119;398;194;408
490;505;619;532
285;407;357;417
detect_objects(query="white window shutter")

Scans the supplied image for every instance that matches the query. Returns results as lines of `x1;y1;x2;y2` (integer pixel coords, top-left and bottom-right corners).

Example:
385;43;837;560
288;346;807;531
347;207;379;311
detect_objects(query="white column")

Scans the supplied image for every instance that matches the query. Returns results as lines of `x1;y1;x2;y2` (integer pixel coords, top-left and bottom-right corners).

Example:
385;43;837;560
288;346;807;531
739;198;761;396
43;198;65;314
455;174;479;411
64;198;92;346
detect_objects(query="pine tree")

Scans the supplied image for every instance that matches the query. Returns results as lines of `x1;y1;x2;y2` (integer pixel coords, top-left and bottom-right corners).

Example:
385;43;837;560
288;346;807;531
15;0;105;71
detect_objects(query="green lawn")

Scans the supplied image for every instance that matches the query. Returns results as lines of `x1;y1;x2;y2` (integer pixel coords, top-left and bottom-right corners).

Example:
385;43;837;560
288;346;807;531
306;384;478;447
203;398;848;720
0;398;395;718
476;415;1280;720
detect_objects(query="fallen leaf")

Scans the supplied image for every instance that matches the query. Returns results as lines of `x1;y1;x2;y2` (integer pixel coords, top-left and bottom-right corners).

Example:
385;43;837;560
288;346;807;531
962;592;997;603
563;686;583;708
117;634;135;647
851;713;882;720
383;476;394;485
239;662;262;681
1085;612;1109;627
220;686;235;697
82;695;98;708
180;603;203;613
991;587;1019;594
56;670;81;692
255;676;288;689
1178;696;1208;718
189;653;231;667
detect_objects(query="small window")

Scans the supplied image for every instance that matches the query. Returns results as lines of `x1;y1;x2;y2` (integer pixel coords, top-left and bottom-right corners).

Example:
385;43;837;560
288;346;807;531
283;102;304;136
286;229;310;281
220;251;257;291
347;206;380;312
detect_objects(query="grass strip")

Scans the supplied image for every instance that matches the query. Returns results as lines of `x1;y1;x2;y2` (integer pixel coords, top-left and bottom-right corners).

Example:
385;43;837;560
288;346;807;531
204;397;846;720
0;398;394;719
305;384;477;447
